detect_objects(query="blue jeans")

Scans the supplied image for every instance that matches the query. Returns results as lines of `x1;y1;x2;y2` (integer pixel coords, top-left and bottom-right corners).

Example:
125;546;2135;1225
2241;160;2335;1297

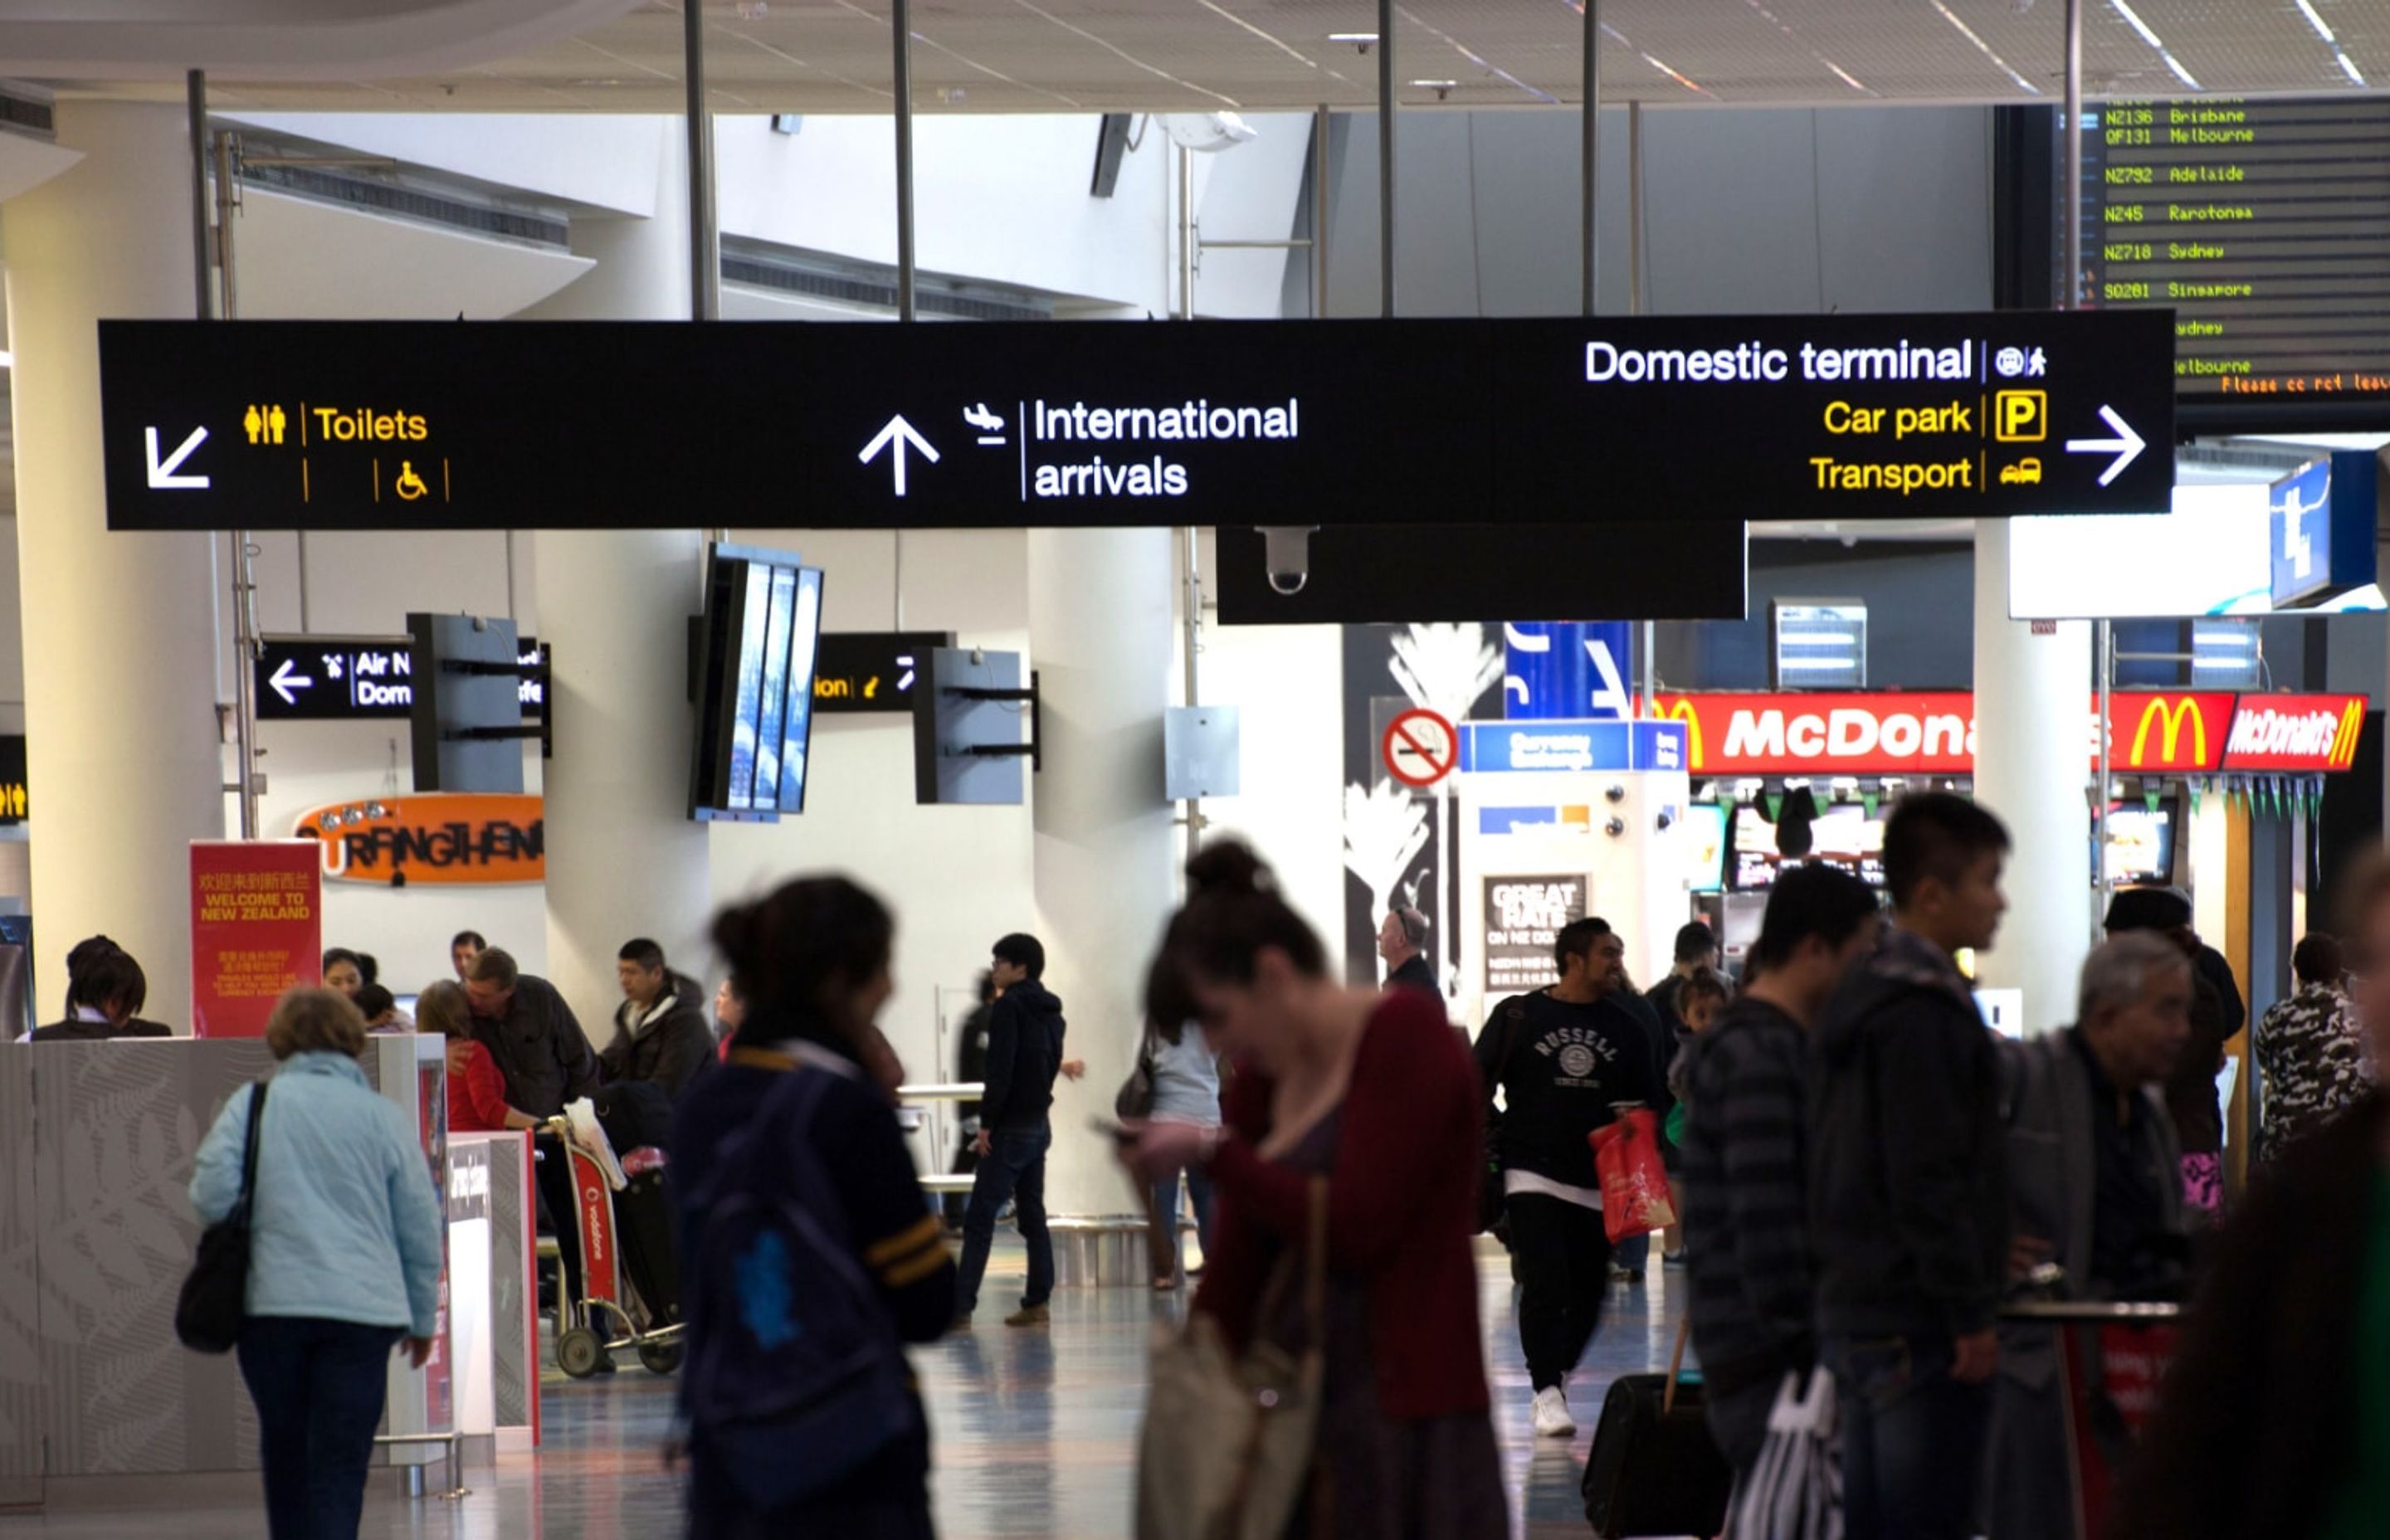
955;1124;1052;1315
237;1315;403;1539
1149;1165;1216;1278
1825;1331;1993;1540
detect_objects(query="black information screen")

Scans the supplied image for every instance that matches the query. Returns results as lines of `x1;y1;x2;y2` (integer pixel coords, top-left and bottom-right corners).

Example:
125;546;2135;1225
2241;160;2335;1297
2065;96;2390;412
98;311;2176;534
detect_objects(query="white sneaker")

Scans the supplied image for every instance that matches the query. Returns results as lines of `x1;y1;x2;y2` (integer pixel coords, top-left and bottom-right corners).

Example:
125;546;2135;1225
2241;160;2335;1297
1532;1386;1576;1439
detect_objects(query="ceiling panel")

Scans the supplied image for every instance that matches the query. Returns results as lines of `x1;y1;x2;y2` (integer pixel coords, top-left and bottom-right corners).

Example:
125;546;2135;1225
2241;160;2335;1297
46;0;2390;113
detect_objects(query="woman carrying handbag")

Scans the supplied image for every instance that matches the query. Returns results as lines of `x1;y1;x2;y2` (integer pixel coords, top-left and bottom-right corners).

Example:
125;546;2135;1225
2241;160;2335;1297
1123;842;1506;1539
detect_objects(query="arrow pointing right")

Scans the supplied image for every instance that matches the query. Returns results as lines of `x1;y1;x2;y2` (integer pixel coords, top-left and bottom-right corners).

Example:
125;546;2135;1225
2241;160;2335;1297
858;414;940;496
144;425;211;490
267;658;314;705
2063;404;2148;489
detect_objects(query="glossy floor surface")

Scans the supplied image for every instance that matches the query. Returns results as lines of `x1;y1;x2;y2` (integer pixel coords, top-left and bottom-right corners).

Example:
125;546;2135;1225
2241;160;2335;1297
1;1241;1688;1538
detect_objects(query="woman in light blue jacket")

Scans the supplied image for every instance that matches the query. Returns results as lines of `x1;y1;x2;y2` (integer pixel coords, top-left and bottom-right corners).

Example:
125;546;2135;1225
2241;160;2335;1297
190;987;444;1540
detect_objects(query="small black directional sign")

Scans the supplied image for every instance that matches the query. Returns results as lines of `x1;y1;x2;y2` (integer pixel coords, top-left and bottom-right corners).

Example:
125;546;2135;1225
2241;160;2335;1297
99;311;2175;533
813;631;954;715
255;634;545;722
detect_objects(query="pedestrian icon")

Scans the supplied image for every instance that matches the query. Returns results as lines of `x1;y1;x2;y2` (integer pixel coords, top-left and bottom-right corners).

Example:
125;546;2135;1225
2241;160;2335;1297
395;461;429;501
242;405;287;446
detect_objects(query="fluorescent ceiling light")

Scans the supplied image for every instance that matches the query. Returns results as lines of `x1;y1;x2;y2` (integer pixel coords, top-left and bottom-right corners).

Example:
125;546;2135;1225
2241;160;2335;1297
1327;32;1377;42
1408;79;1457;88
1783;632;1860;646
1779;658;1857;670
2295;0;2336;44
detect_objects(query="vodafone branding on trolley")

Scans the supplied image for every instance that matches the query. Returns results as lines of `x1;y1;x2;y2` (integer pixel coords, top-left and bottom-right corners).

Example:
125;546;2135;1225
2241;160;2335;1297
1648;691;2365;777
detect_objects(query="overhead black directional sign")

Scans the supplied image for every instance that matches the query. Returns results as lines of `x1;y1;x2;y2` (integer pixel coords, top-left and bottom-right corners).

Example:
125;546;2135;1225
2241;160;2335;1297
98;311;2175;532
255;634;545;722
813;631;954;715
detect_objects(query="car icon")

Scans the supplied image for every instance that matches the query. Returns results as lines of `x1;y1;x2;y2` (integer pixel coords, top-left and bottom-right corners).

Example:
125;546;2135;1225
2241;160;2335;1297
2000;457;2042;486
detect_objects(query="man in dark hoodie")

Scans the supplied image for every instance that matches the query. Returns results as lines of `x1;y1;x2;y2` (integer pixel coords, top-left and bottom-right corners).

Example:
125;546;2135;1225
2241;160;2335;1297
599;938;715;1099
954;932;1066;1329
1809;791;2011;1540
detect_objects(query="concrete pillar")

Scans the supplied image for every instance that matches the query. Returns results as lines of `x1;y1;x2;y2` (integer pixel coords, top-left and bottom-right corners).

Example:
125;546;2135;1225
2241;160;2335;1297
1029;528;1178;1216
1972;518;2090;1035
520;129;712;1034
5;104;225;1029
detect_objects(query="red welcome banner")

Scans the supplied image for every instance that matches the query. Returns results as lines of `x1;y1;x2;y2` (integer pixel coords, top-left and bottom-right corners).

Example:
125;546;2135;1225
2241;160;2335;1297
190;840;323;1038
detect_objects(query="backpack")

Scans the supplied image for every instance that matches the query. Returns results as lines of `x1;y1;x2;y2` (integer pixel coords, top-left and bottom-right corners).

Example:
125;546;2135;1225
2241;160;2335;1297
682;1062;919;1509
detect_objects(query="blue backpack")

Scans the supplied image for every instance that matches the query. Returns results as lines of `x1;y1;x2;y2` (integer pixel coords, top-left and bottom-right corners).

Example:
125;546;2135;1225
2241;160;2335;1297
682;1062;919;1508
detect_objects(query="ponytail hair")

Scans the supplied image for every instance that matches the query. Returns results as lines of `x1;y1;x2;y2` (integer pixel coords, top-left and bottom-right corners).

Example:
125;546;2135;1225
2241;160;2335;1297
1144;841;1326;1026
711;875;894;1049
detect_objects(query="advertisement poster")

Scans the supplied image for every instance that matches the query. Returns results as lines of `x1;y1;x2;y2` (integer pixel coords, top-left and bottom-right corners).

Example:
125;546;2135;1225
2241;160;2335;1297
189;840;322;1037
1482;875;1585;997
417;1058;454;1431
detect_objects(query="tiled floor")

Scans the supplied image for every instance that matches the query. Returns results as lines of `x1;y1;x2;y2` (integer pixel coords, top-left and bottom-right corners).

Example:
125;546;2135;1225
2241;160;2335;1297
1;1242;1686;1538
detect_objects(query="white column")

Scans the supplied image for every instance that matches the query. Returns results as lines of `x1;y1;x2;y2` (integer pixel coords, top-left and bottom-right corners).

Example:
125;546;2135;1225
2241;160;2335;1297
5;104;225;1029
1972;518;2090;1034
521;129;713;1033
1029;528;1178;1216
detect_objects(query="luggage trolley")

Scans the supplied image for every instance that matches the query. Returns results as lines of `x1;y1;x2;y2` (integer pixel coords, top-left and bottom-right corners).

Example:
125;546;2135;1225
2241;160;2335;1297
545;1109;685;1378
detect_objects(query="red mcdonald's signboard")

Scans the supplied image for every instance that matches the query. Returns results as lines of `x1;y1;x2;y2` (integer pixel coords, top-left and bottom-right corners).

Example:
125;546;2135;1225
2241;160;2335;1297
1646;691;2363;777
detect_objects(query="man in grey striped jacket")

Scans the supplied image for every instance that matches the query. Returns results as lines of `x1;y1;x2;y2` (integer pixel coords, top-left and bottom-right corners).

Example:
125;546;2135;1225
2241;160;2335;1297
1680;862;1883;1478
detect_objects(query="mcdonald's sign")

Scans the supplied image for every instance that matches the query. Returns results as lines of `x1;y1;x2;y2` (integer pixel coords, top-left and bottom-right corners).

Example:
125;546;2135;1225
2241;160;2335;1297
2223;694;2368;772
1641;690;2367;777
2110;693;2235;774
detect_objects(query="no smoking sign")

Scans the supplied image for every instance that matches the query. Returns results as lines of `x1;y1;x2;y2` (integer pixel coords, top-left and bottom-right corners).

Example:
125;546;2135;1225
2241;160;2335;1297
1381;708;1458;789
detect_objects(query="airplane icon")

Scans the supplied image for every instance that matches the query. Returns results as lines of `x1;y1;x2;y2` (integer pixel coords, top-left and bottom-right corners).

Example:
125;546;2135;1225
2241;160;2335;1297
964;403;1007;445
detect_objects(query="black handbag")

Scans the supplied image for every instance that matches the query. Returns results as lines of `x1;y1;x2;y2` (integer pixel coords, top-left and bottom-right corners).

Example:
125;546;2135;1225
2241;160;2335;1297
1115;1027;1156;1122
176;1079;269;1354
1582;1318;1733;1538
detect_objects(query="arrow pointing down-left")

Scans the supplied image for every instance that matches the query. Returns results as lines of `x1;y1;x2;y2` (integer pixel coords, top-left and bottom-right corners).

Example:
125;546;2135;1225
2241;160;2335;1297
267;659;313;705
858;414;939;496
145;426;210;490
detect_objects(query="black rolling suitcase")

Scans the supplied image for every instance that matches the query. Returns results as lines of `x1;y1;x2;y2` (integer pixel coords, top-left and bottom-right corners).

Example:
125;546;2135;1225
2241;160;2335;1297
1581;1320;1732;1538
612;1165;682;1328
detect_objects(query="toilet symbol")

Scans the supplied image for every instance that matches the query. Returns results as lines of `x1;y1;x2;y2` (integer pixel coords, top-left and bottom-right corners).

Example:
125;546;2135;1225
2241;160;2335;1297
244;406;263;445
395;461;429;501
268;405;286;445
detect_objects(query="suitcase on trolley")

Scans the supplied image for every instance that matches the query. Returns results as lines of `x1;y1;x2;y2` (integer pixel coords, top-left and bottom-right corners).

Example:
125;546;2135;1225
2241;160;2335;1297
614;1162;682;1328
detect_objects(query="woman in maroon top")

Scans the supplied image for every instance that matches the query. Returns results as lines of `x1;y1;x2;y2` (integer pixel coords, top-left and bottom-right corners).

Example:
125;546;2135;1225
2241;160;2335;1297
1129;842;1505;1538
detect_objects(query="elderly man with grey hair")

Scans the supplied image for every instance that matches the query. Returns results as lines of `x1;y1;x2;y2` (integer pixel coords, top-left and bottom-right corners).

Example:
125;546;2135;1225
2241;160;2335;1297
1378;904;1437;996
1983;930;2194;1540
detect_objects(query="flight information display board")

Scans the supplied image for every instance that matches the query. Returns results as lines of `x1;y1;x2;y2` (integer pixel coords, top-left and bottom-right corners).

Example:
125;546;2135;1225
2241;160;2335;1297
2066;96;2390;411
97;312;2175;533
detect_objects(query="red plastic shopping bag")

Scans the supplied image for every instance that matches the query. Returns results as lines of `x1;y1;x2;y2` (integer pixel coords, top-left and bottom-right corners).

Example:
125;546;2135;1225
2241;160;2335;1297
1589;1109;1677;1245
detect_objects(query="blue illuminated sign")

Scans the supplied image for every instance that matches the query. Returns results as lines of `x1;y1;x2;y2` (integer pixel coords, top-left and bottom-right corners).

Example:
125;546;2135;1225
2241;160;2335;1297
1503;622;1633;721
2270;451;2380;611
1461;720;1687;775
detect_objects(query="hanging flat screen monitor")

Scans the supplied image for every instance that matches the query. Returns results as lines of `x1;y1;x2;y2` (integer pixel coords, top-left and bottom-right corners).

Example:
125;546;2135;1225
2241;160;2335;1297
1732;801;1885;891
691;544;825;823
2102;800;2179;889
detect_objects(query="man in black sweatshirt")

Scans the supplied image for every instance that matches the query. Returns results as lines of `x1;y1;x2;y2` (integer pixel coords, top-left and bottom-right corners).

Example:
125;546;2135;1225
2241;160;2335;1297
954;933;1066;1329
1809;792;2011;1540
1474;916;1667;1439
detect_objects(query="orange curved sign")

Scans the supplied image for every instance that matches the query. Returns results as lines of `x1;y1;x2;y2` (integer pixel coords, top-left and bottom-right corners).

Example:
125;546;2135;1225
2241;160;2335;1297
293;793;544;886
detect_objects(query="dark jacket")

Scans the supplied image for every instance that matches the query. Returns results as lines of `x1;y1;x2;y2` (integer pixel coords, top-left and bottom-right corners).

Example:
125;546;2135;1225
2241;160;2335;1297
954;1001;993;1130
471;973;598;1118
1681;997;1815;1396
1809;924;2008;1341
2110;1094;2386;1540
1386;953;1437;997
2165;958;2240;1155
601;970;715;1099
978;980;1064;1133
1473;989;1666;1192
29;1015;173;1042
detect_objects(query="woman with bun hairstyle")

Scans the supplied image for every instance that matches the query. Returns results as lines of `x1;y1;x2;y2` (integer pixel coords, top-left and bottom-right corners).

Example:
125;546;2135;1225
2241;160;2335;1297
1124;841;1506;1537
671;876;953;1539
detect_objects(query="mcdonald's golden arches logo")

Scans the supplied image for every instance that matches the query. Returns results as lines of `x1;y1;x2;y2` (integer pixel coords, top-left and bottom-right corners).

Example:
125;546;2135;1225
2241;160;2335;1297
1655;697;1705;771
2333;695;2364;770
2125;695;2212;770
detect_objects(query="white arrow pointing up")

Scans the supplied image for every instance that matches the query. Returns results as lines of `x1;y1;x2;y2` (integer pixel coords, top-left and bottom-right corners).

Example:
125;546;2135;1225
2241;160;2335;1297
144;426;210;490
2064;405;2148;488
267;658;314;705
858;414;940;496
